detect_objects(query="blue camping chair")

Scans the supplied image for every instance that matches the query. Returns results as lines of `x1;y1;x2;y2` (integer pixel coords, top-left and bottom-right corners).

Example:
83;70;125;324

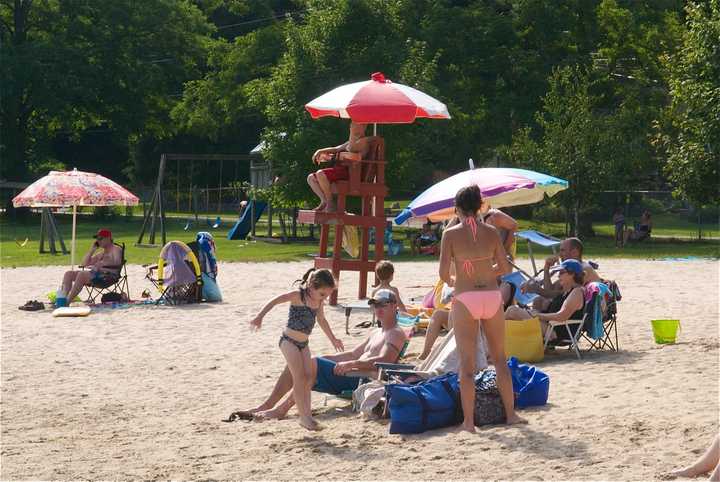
514;230;561;276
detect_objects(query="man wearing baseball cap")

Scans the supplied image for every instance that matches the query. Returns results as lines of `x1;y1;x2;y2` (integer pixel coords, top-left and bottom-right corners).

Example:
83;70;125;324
58;228;122;306
228;288;407;422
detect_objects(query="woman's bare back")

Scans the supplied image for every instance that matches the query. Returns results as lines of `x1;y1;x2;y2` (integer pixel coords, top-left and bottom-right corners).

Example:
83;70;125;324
445;219;505;293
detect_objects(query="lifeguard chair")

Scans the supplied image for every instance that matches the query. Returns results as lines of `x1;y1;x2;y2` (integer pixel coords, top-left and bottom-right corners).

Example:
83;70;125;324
298;137;387;305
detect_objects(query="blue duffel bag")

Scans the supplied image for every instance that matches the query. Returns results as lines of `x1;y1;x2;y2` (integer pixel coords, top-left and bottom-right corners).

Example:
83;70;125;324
385;372;462;434
507;356;550;408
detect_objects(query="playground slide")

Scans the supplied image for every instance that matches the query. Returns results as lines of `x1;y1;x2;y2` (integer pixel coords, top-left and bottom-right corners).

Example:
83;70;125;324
227;201;267;240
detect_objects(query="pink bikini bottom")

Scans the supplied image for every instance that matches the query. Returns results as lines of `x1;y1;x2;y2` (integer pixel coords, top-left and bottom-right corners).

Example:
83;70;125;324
454;290;503;320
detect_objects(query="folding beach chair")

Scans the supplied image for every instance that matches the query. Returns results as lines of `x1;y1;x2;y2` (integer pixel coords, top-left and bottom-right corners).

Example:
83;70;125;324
84;242;130;304
376;327;489;382
501;270;539;307
145;241;203;305
581;280;621;352
542;283;613;360
514;230;562;276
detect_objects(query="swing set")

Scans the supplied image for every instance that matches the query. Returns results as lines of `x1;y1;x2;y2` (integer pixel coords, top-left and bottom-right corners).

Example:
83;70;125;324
137;153;250;247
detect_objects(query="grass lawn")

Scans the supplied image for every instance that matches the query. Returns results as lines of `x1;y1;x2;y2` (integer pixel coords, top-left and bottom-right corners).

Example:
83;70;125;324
1;212;717;268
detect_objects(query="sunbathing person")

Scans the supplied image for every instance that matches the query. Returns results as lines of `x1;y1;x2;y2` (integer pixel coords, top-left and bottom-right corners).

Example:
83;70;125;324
663;434;719;480
307;121;372;212
411;221;439;255
624;209;652;244
439;185;525;431
419;308;450;360
227;289;406;422
481;202;518;259
60;229;122;305
506;259;585;342
521;237;600;311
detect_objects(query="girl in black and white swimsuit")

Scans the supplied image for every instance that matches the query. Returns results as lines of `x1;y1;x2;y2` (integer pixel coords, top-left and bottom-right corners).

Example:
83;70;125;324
249;268;344;431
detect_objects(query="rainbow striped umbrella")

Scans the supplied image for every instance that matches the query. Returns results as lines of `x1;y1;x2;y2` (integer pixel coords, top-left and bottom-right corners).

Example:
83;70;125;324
394;168;568;224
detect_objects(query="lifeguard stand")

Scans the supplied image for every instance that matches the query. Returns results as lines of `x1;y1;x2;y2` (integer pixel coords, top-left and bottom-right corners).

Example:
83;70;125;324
297;137;387;306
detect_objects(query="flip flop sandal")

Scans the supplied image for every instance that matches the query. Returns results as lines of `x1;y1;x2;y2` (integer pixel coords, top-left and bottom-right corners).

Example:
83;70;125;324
355;321;373;328
18;300;44;311
222;411;255;423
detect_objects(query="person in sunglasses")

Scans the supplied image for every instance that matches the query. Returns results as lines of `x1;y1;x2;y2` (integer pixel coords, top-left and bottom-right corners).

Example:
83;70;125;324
505;259;585;342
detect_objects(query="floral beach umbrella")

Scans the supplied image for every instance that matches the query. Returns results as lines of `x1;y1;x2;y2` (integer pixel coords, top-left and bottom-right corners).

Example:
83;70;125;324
305;72;450;124
394;167;569;224
13;169;139;267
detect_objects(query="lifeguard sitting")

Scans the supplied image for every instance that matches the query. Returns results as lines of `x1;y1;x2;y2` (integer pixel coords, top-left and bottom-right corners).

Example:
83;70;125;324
307;121;371;212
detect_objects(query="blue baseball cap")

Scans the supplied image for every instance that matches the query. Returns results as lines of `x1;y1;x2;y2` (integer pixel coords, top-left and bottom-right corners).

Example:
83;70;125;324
558;259;583;274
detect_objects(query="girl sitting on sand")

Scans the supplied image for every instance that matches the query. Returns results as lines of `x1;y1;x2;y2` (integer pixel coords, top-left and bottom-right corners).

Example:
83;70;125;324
249;268;344;430
371;260;407;313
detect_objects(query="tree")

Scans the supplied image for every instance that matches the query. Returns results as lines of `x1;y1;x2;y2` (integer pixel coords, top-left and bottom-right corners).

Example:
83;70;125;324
0;0;212;181
658;0;720;207
507;66;638;235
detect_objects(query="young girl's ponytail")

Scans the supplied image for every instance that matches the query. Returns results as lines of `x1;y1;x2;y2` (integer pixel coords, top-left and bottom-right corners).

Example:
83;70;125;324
295;267;316;287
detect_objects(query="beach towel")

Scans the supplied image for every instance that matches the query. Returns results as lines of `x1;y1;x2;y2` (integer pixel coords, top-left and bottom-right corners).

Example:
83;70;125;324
584;282;611;340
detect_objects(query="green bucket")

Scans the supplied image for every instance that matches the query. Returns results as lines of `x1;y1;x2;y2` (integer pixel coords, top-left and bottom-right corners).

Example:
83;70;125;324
651;319;681;344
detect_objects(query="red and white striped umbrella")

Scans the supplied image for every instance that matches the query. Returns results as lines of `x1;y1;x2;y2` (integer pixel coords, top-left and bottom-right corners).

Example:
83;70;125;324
13;169;139;267
305;72;450;124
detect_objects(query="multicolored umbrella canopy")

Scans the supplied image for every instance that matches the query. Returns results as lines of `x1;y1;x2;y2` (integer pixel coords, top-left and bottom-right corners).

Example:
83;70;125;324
12;169;139;267
13;169;139;207
394;168;569;224
305;72;450;124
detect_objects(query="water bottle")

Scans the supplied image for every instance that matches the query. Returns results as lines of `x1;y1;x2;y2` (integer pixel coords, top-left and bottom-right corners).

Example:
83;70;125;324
56;285;67;308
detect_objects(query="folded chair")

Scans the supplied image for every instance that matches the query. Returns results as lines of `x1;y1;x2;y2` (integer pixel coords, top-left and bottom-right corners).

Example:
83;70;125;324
84;242;130;304
145;241;203;305
376;327;489;382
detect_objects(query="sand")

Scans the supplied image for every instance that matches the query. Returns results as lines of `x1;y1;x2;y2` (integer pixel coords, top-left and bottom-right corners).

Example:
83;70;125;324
1;258;718;480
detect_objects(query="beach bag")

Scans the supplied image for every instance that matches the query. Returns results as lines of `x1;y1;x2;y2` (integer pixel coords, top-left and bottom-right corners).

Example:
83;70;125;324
201;273;223;302
473;368;506;426
101;292;123;303
505;318;544;362
507;357;550;408
386;372;461;434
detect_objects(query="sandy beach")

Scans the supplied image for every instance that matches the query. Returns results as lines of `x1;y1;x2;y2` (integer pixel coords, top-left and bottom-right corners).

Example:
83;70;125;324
1;258;718;480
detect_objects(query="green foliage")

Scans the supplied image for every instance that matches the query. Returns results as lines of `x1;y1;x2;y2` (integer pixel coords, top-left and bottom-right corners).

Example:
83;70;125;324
3;0;717;225
0;0;213;181
657;0;720;206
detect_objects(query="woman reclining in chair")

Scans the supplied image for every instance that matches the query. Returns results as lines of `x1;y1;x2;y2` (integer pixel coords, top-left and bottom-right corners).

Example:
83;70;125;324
505;259;585;343
307;121;372;213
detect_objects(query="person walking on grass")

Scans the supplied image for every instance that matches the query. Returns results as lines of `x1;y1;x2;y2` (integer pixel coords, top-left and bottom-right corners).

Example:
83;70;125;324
249;268;344;431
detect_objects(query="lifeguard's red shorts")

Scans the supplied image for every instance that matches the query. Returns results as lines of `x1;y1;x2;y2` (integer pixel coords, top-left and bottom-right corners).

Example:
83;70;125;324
318;166;349;183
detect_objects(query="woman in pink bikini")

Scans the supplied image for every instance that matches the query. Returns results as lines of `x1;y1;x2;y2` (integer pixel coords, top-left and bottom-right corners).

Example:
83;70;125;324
439;185;526;431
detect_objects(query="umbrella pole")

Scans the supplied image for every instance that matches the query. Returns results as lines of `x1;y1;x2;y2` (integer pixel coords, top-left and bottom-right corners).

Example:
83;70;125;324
373;123;377;136
71;204;77;269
